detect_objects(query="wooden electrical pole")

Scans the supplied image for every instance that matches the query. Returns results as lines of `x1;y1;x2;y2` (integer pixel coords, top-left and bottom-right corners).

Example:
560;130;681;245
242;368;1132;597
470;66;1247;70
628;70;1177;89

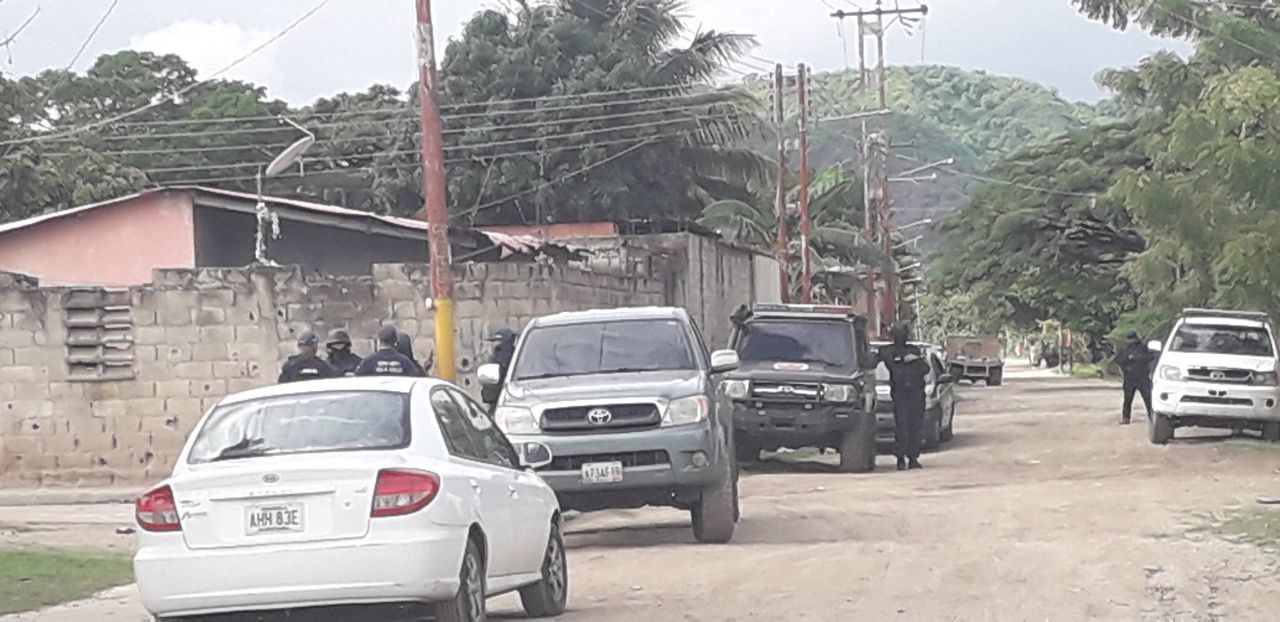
797;63;812;303
831;1;929;335
415;0;456;381
774;64;791;303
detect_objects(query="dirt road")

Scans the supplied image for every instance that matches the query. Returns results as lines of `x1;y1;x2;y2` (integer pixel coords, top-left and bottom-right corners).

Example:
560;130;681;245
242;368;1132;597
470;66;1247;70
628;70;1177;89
10;368;1280;621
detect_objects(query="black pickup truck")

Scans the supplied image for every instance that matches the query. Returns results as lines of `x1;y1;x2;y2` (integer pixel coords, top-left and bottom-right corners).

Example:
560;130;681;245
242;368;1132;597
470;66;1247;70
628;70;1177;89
722;304;878;472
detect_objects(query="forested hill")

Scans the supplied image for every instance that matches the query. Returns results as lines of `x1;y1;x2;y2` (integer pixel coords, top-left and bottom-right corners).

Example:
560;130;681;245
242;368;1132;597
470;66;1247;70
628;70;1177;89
749;64;1127;238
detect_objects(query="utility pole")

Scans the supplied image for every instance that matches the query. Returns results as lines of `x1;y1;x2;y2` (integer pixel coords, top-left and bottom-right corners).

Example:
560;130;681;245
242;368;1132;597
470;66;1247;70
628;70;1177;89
830;1;929;335
797;63;812;303
774;64;791;303
415;0;456;381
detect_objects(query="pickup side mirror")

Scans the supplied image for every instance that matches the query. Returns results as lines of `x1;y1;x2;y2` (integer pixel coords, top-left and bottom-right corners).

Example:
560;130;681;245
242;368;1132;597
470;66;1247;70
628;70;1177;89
517;442;553;470
937;373;954;384
477;363;502;386
710;349;741;373
1147;340;1163;352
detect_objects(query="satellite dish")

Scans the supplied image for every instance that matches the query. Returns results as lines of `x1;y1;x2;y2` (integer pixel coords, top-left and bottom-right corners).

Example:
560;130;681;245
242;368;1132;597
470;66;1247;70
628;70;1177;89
264;135;315;178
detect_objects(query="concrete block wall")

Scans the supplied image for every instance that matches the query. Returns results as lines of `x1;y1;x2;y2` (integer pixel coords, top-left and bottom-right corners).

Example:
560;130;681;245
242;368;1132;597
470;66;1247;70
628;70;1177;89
0;263;663;487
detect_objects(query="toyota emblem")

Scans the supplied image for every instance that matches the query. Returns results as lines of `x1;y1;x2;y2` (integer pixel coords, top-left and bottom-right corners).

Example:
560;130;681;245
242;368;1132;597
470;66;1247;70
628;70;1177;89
778;385;795;393
262;474;279;484
586;408;614;425
1210;371;1226;380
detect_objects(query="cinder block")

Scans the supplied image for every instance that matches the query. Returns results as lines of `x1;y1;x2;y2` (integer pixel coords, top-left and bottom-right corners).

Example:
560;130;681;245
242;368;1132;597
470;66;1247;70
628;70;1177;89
115;382;157;399
0;331;35;348
190;379;227;398
213;362;247;378
134;326;166;345
174;362;213;379
161;344;193;363
191;342;228;362
135;345;158;362
90;400;130;419
226;343;262;362
128;398;168;417
0;348;12;365
13;382;50;401
235;326;266;342
194;308;226;326
198;326;236;344
155;380;192;398
197;290;237;308
163;398;204;418
228;378;267;394
0;365;40;384
157;306;192;326
165;326;200;344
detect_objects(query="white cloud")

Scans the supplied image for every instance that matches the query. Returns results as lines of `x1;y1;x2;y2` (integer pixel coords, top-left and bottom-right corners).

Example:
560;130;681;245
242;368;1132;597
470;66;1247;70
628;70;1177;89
129;20;285;96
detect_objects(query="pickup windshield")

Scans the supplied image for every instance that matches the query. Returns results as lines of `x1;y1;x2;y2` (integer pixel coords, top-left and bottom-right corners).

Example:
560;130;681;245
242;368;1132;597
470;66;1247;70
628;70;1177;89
188;391;410;464
736;320;856;368
1171;324;1274;356
512;319;697;380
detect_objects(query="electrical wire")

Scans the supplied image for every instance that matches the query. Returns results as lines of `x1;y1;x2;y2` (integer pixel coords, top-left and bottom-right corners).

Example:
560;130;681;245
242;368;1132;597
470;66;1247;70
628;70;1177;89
892;153;1097;198
0;0;332;147
0;7;40;49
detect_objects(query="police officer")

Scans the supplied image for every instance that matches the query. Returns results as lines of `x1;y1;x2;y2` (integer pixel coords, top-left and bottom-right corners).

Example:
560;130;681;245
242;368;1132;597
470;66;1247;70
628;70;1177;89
877;322;930;471
481;328;517;408
324;329;363;376
1116;331;1156;425
279;331;337;383
357;326;425;377
394;330;429;376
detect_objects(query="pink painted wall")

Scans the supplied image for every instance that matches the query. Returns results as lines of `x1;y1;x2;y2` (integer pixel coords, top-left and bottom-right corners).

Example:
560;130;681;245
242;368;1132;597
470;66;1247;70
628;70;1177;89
0;192;196;286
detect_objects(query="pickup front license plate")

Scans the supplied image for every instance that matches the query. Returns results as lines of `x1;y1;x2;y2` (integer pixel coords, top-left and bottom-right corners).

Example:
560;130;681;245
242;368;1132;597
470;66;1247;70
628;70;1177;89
581;461;624;484
246;502;304;535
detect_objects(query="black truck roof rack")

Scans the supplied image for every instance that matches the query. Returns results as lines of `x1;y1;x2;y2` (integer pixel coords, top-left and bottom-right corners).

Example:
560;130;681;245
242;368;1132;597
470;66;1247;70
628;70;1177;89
1179;308;1270;321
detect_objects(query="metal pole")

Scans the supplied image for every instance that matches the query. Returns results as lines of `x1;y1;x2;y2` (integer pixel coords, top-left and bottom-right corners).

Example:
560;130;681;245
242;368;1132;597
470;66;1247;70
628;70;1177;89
774;64;791;303
876;5;888;110
857;15;867;93
862;123;876;329
416;0;456;381
797;63;812;303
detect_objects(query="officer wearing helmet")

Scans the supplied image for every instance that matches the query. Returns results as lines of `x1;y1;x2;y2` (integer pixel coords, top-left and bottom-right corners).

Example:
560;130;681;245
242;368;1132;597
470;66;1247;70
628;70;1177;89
279;331;338;383
877;322;930;470
325;329;363;376
357;326;425;377
394;330;429;376
481;328;517;408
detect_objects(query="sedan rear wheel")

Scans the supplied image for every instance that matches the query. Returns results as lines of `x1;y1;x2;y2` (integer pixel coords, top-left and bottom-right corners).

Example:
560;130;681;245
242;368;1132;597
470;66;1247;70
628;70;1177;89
434;538;486;622
520;522;569;617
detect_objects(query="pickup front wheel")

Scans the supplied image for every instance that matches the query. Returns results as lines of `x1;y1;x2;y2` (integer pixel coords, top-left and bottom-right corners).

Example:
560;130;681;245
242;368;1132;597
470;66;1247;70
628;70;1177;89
735;434;763;464
838;415;877;473
692;461;737;544
1149;413;1174;445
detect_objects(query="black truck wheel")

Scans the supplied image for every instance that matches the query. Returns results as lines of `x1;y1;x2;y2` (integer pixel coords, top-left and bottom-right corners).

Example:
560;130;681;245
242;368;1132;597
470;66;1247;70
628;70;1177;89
735;433;763;464
924;406;943;449
986;367;1004;387
1149;413;1174;445
1263;421;1280;443
838;415;877;473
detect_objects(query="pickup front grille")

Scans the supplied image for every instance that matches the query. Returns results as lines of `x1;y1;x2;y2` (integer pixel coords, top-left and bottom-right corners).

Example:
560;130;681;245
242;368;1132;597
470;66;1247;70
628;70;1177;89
1181;395;1252;406
751;382;822;402
1186;368;1254;384
541;403;660;432
547;450;671;471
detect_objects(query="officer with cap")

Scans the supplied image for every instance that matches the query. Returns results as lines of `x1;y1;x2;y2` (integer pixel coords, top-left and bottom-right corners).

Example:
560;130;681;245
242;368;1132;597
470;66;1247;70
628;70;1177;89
1116;331;1156;424
325;329;363;376
481;328;517;408
357;326;425;377
395;330;429;376
877;322;930;470
279;331;338;383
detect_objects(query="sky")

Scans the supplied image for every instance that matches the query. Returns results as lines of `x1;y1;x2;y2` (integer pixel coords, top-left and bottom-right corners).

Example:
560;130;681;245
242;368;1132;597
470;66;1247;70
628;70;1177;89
0;0;1193;105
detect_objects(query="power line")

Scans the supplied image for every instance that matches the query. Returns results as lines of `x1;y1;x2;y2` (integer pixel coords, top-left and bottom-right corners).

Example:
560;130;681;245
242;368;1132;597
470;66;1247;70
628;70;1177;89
893;153;1096;198
0;0;332;147
457;139;657;219
0;7;40;49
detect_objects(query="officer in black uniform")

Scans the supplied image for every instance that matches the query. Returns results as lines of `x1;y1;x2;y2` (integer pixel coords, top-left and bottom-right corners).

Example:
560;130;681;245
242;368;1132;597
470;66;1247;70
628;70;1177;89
877;322;930;471
357;326;425;377
279;331;337;383
394;330;430;376
324;329;363;376
481;328;517;408
1116;331;1156;425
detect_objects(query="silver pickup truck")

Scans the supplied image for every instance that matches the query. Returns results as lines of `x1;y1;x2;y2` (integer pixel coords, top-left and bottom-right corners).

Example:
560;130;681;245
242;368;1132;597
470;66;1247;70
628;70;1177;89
479;307;742;543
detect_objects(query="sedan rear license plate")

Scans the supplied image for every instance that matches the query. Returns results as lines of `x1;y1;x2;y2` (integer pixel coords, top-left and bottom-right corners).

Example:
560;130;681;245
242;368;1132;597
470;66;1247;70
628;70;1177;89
581;461;624;484
246;502;304;535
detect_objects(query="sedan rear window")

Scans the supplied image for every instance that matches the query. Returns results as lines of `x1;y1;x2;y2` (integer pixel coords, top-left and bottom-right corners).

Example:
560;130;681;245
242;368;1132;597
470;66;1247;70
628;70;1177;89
187;391;410;464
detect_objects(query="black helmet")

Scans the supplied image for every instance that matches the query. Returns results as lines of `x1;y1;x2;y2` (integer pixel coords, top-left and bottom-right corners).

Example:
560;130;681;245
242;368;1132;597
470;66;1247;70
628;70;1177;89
326;329;352;347
395;330;415;358
296;331;319;347
890;322;911;344
377;325;399;346
488;328;516;343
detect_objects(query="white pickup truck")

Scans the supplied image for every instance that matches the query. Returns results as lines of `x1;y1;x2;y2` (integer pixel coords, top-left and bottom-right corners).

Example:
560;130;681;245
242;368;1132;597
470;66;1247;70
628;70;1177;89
1149;309;1280;444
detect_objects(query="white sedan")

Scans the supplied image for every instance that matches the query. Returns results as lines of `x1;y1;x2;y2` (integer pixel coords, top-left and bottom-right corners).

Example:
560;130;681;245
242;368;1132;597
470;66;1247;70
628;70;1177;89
134;377;567;621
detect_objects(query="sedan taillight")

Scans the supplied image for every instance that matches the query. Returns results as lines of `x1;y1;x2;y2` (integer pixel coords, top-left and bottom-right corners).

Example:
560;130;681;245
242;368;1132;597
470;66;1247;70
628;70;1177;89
136;485;182;532
372;469;440;518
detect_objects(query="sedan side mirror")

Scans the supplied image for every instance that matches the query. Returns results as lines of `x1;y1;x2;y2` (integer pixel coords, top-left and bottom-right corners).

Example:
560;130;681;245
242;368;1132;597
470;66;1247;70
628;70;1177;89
477;363;501;386
937;373;954;384
710;349;741;373
518;442;553;470
1147;340;1163;352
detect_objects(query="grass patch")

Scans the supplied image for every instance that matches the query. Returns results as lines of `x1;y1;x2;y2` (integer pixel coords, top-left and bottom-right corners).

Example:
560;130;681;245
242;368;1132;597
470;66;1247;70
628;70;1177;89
1220;438;1280;456
0;549;133;615
1070;363;1105;379
1190;509;1280;551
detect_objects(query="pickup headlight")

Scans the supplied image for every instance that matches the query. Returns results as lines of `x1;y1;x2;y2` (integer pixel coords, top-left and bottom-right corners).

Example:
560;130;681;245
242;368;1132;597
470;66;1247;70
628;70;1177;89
494;406;539;435
663;396;709;426
1254;371;1279;386
1158;365;1183;381
721;379;750;400
822;383;854;402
